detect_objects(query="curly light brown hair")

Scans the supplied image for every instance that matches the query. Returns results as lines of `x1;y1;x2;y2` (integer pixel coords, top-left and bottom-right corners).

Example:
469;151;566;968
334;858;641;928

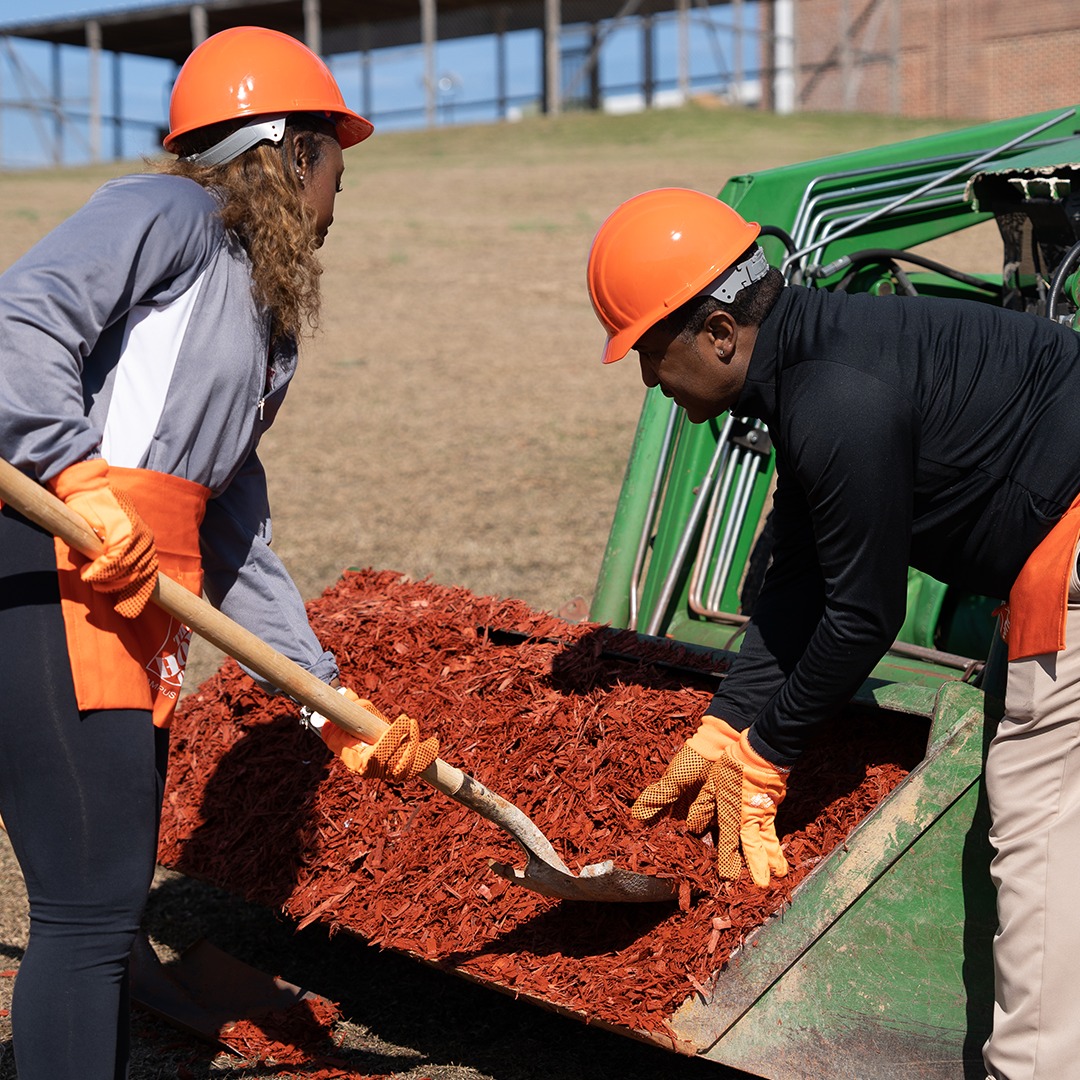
157;115;335;343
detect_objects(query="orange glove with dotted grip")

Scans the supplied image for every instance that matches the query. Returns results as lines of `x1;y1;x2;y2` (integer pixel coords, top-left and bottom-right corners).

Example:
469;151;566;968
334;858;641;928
315;689;439;782
48;459;158;619
688;729;790;886
630;715;741;823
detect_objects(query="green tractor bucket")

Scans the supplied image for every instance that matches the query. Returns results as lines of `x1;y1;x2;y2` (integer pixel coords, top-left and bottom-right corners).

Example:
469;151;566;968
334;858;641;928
664;669;1000;1079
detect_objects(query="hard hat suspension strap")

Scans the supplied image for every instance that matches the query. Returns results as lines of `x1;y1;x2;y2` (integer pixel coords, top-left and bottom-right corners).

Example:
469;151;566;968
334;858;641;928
696;245;770;304
182;116;287;168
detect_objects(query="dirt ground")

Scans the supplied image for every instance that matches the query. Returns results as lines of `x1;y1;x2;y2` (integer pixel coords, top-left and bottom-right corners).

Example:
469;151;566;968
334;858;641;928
0;103;993;1078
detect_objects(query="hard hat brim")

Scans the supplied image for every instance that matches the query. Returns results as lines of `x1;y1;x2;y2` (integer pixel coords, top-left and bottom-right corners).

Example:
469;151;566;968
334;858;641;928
334;109;375;149
601;331;634;365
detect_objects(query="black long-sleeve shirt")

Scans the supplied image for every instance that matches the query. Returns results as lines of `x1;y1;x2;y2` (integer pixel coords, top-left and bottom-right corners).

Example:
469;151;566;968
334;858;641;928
709;284;1080;765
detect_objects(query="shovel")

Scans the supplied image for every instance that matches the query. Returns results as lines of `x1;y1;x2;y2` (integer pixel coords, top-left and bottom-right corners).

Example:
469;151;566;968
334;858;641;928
0;458;677;904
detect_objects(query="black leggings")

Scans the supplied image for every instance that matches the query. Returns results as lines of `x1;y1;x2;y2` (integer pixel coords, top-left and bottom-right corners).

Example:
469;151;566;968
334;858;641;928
0;507;167;1080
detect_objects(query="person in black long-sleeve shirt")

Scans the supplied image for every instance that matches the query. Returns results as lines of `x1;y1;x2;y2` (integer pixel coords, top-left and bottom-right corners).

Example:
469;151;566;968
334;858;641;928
586;187;1080;1080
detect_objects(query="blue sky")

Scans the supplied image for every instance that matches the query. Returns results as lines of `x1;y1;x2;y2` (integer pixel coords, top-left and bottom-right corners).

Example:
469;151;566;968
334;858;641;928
1;0;761;167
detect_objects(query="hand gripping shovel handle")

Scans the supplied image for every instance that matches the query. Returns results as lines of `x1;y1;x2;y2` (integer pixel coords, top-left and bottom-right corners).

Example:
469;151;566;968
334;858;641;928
0;458;598;893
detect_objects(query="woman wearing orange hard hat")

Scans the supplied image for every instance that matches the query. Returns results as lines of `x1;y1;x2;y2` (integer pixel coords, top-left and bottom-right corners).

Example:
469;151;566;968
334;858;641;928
0;26;435;1078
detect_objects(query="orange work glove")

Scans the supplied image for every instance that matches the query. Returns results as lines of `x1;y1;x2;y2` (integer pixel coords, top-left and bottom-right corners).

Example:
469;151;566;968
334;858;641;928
48;459;158;619
630;714;742;823
307;688;439;782
688;729;790;886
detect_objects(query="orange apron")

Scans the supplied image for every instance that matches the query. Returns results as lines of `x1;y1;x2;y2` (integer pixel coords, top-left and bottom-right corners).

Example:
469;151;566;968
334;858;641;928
1000;491;1080;662
53;467;210;727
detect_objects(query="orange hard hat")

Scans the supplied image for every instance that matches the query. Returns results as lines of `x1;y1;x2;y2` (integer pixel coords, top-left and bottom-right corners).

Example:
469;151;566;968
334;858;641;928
587;188;761;364
164;26;373;154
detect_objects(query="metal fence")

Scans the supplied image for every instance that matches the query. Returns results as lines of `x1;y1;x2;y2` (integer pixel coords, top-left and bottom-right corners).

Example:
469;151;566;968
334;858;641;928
0;1;767;169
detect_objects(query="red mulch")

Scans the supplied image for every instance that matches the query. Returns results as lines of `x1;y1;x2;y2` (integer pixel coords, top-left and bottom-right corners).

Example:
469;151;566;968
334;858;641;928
216;996;367;1077
158;568;928;1042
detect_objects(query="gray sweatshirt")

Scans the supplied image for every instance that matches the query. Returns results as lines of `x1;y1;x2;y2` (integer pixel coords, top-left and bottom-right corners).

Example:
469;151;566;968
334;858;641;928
0;172;337;688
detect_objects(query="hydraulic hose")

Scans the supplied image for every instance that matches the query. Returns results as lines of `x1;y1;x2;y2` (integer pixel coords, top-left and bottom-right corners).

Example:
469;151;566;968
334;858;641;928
1046;238;1080;322
814;248;1001;295
759;224;797;256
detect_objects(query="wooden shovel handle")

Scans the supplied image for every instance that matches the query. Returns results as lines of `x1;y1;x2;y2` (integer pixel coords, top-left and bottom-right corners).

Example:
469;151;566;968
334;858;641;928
0;458;468;798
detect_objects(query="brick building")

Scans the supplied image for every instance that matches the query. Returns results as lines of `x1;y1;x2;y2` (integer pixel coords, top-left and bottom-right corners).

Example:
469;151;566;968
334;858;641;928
770;0;1080;120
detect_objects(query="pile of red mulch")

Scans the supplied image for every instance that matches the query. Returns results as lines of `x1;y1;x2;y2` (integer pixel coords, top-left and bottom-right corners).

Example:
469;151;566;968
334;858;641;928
216;997;362;1078
137;995;392;1080
158;569;928;1042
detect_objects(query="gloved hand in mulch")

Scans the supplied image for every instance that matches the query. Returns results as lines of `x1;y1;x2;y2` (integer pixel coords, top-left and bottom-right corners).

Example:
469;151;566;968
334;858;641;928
630;713;742;822
632;716;790;886
304;687;439;781
686;729;790;886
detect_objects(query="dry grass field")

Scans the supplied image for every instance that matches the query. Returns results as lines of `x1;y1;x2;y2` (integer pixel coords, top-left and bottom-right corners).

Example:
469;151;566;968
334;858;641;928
0;102;992;1079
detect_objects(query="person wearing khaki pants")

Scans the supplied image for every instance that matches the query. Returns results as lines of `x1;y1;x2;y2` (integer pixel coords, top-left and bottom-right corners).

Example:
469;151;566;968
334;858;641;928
984;557;1080;1080
585;186;1080;1080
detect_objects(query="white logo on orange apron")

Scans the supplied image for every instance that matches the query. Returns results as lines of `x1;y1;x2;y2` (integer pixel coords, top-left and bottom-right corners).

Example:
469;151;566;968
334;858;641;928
147;619;191;695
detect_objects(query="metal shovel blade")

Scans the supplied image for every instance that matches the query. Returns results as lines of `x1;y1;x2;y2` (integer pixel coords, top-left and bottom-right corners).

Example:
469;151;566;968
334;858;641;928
488;855;679;903
443;768;679;903
0;458;679;905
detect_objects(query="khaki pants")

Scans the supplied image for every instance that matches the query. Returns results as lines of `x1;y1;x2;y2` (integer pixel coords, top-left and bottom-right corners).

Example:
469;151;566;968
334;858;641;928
984;588;1080;1079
